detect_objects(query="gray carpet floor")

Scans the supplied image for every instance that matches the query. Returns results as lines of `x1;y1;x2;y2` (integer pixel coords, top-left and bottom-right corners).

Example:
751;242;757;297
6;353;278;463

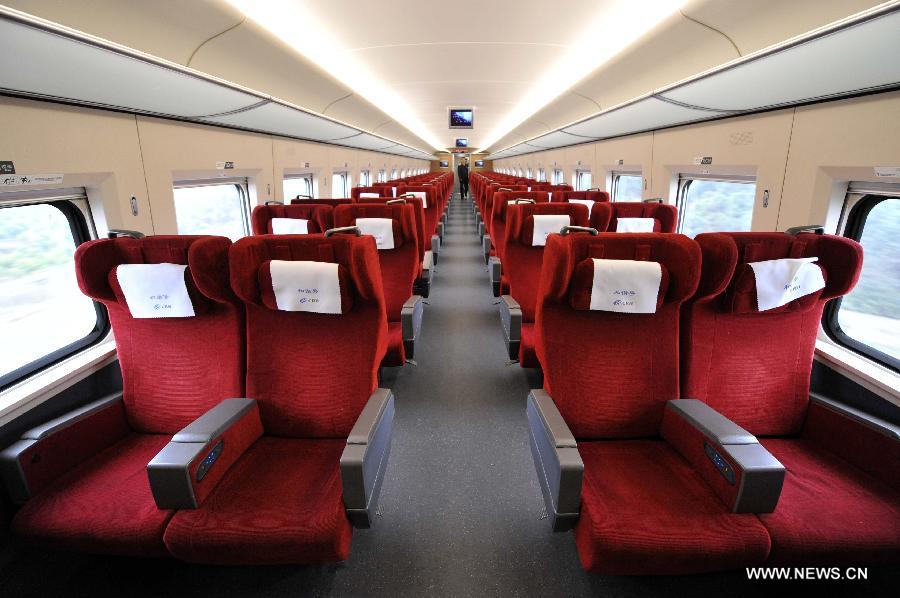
0;195;894;597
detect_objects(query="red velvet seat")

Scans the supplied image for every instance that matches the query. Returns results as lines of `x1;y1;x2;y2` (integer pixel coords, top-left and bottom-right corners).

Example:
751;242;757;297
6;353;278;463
682;231;899;564
589;202;677;233
290;197;351;208
534;232;772;574
489;191;550;264
334;203;421;366
163;234;388;564
9;236;243;556
350;186;389;200
503;203;588;367
251;203;333;235
397;184;440;252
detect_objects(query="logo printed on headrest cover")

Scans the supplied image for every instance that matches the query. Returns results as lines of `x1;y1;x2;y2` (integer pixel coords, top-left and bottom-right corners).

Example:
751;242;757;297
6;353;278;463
115;263;196;318
532;214;570;246
269;260;342;314
590;259;662;313
616;217;655;233
271;218;309;235
748;257;826;311
356;217;395;250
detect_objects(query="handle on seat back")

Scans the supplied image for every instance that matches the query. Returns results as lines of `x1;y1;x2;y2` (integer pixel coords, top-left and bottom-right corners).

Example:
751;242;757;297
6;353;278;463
294;194;313;200
512;199;536;204
264;200;283;206
560;226;598;236
107;229;145;239
386;199;407;205
325;226;362;237
785;224;825;235
643;198;664;204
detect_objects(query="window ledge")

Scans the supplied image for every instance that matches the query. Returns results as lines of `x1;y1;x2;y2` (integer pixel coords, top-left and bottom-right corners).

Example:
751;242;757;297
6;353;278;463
0;338;118;427
815;339;900;407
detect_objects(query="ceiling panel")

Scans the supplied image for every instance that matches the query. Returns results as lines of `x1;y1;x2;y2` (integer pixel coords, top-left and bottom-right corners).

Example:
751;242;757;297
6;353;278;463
0;18;261;118
660;9;900;111
200;101;360;141
562;97;720;138
330;133;398;151
527;130;590;149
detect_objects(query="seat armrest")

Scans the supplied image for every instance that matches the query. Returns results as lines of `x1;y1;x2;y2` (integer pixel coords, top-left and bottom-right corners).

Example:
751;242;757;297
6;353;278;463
438;221;445;242
661;400;784;513
341;389;395;528
431;234;441;262
415;253;434;298
1;393;128;504
401;295;425;359
526;390;583;531
499;295;522;360
147;398;262;509
482;234;492;264
488;257;502;297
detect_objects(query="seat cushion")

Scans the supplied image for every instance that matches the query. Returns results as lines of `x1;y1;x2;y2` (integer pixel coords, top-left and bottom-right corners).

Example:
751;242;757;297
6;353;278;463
382;321;406;367
759;438;900;564
163;437;351;565
519;323;540;369
12;433;173;557
575;440;770;575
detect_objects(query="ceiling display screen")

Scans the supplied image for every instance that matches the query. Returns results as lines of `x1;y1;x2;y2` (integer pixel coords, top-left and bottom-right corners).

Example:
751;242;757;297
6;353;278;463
449;108;474;129
455;138;468;148
475;160;484;167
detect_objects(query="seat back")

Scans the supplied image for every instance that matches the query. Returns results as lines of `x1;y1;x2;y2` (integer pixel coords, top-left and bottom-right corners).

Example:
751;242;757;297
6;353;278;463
333;204;419;321
251;204;334;235
490;191;550;262
545;184;574;201
484;185;528;234
75;236;244;434
398;185;440;249
591;202;677;233
354;196;426;269
505;203;589;322
681;232;862;436
351;186;389;201
229;234;387;438
536;232;700;439
290;197;351;208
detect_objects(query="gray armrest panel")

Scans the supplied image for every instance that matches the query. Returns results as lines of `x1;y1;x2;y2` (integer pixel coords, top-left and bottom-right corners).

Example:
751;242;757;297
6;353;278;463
489;257;502;297
21;393;123;440
401;295;425;359
526;390;582;531
499;295;522;360
171;398;258;443
482;234;491;263
431;235;441;259
726;443;786;513
666;400;756;445
341;389;395;528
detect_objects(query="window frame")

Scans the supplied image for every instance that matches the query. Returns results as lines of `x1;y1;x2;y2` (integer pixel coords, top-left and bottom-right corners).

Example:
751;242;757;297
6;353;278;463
173;178;252;239
611;171;643;202
675;174;756;235
283;174;314;200
573;169;593;191
824;192;900;372
552;169;564;185
0;192;110;390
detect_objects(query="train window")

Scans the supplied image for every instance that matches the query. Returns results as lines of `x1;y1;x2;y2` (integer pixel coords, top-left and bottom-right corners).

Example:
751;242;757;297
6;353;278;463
825;195;900;370
173;180;250;241
574;170;593;191
676;176;756;238
526;168;533;179
0;192;108;389
537;168;546;182
361;170;371;186
377;169;386;183
331;172;351;198
390;168;398;180
611;172;643;202
552;169;564;185
283;175;314;200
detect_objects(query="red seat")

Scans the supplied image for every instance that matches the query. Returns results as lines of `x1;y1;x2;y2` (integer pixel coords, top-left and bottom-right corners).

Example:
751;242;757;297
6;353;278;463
350;186;389;201
682;231;899;564
251;203;333;235
502;203;588;367
589;202;677;233
334;203;422;366
489;191;550;264
397;184;440;254
290;197;351;208
6;236;243;556
162;234;389;564
531;231;772;574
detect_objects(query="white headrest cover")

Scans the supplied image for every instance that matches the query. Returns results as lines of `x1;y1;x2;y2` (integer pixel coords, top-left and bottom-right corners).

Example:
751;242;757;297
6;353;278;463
616;218;655;233
391;186;397;198
360;192;380;199
748;257;825;311
271;217;309;235
116;263;195;318
527;186;532;192
568;199;595;216
356;217;395;250
269;260;342;313
532;215;570;247
409;191;427;208
590;259;661;313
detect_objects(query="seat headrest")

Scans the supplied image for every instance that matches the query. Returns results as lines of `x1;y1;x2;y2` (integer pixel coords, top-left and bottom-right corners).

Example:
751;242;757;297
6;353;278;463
76;235;235;309
258;260;353;314
569;258;670;313
510;203;590;246
251;204;332;235
493;191;550;220
560;191;610;203
229;235;382;311
607;203;678;233
332;204;414;250
110;263;208;318
694;232;862;313
541;233;700;307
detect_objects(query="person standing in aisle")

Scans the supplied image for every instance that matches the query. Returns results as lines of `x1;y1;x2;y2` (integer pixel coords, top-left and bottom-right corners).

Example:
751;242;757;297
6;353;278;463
457;159;469;199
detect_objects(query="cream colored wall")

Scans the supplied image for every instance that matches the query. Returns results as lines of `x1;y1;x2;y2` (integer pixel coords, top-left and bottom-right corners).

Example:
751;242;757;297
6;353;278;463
0;97;429;234
493;90;900;233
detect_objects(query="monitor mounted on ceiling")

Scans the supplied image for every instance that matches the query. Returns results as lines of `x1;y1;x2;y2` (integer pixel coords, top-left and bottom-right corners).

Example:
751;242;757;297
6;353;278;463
455;138;468;148
439;160;449;168
449;108;474;129
474;160;484;167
